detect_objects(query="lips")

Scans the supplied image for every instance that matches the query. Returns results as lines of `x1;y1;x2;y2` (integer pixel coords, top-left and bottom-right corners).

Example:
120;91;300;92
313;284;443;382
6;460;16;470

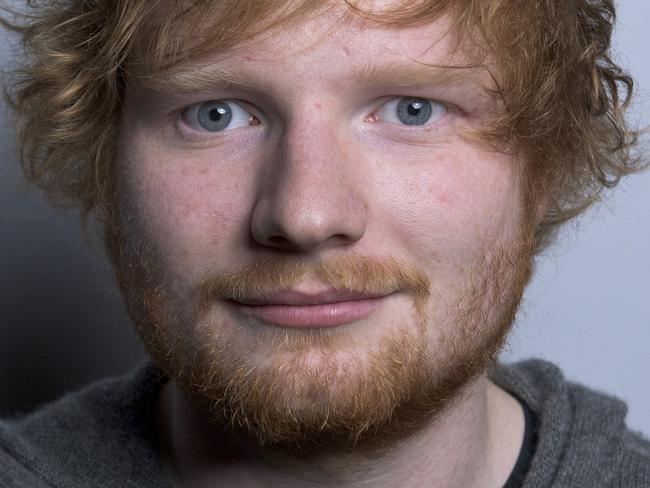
229;287;393;327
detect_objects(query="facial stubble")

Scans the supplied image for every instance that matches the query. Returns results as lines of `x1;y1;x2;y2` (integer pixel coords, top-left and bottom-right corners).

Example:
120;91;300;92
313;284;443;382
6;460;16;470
105;210;534;454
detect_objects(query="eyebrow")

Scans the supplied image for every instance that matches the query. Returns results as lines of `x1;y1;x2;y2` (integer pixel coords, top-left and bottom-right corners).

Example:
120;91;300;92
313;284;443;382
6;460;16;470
135;64;258;95
350;62;485;88
135;60;486;96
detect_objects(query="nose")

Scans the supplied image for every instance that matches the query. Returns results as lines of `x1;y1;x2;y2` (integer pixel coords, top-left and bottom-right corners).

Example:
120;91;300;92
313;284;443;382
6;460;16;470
251;120;367;253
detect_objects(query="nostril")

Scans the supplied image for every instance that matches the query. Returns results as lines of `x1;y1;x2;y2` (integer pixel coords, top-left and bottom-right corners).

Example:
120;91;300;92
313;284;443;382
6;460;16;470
250;185;368;252
267;235;290;246
331;233;355;245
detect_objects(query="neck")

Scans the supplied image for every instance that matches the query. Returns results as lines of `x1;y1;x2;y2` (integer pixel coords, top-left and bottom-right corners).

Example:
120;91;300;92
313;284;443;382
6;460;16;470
157;375;524;488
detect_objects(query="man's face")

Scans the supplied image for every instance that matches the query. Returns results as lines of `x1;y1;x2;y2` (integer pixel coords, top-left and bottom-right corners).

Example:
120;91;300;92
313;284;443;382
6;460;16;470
112;8;534;450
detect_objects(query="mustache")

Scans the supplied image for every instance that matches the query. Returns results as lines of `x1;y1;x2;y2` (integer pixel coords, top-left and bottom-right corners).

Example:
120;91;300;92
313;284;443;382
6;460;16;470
198;254;431;311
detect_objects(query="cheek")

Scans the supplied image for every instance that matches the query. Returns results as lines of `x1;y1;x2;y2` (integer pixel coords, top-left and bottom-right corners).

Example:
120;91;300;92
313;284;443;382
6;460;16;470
376;145;523;263
116;132;251;284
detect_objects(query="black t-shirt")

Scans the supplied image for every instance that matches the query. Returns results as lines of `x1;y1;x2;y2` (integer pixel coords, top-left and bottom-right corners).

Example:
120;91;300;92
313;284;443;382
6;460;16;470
503;395;538;488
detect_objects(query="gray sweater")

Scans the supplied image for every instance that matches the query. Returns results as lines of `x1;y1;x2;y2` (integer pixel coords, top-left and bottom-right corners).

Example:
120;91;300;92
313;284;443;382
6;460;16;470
1;359;649;487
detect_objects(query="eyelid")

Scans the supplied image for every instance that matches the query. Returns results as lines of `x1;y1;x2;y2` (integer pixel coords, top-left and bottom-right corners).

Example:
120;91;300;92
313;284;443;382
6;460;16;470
369;97;450;126
179;99;258;134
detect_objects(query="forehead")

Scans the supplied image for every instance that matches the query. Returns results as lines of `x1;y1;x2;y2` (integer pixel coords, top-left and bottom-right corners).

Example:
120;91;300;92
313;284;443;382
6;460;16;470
133;1;482;83
227;11;457;64
133;4;492;98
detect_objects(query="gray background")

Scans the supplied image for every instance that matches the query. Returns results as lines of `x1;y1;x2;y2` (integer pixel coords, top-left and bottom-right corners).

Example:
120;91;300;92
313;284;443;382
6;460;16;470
1;1;648;434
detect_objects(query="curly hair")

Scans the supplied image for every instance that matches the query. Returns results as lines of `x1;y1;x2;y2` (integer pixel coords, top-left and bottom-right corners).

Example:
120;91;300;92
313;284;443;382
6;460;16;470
1;0;644;251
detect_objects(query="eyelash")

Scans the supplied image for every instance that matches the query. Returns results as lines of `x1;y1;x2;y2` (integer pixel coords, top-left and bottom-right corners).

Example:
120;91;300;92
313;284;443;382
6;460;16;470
175;97;451;140
366;97;449;128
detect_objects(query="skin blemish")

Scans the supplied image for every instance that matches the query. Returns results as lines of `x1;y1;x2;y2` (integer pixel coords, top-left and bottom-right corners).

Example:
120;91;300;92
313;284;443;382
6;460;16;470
438;192;451;205
314;101;322;109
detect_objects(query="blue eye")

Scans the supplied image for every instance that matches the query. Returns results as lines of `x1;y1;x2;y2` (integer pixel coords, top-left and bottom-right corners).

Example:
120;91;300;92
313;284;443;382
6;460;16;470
374;97;447;126
181;100;253;133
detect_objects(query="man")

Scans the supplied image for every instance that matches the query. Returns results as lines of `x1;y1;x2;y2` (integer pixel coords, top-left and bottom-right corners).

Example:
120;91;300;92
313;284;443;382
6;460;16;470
1;0;648;486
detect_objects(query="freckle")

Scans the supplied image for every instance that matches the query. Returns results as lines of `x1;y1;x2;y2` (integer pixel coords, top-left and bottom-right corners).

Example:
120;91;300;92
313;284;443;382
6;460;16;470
314;102;322;109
